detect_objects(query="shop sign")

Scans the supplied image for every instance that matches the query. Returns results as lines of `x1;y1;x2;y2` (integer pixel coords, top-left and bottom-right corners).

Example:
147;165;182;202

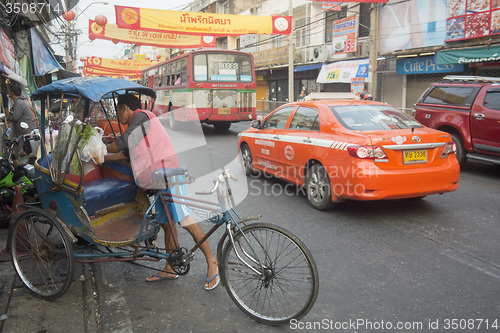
253;46;290;68
331;15;357;55
396;56;464;74
435;45;500;65
351;78;365;94
317;58;370;83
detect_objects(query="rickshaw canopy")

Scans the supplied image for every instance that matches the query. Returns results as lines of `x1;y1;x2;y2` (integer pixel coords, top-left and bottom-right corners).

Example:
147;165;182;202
31;76;156;102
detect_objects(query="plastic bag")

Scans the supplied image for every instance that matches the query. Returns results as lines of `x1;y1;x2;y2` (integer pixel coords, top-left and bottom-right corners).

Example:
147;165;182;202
87;127;107;165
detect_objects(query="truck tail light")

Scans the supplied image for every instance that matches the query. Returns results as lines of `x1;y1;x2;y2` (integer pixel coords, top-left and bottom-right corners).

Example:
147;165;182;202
347;145;387;160
440;141;456;158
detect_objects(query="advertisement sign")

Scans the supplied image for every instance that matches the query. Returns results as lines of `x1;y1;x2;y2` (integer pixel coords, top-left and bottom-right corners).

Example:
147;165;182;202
331;15;357;55
396;56;465;74
317;58;370;83
89;20;216;48
445;0;500;41
322;2;342;11
309;0;387;3
378;0;447;53
0;28;18;72
351;78;365;94
30;28;62;76
115;6;292;36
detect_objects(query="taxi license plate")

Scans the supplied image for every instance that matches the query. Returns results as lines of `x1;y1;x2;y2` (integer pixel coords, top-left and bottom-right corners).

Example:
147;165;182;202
403;150;427;164
218;108;231;115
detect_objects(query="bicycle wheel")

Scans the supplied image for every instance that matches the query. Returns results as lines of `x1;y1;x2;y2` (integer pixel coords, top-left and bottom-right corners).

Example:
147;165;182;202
221;223;319;325
9;208;75;300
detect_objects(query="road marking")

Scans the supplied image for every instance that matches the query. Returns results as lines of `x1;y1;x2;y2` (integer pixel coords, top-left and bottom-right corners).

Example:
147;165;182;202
442;249;500;280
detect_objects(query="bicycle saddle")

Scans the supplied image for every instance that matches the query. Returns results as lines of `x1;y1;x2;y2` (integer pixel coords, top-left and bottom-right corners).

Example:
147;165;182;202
151;167;188;182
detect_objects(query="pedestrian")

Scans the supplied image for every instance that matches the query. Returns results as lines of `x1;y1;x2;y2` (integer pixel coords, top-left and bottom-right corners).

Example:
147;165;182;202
104;94;219;290
5;82;37;166
360;91;373;100
297;90;306;101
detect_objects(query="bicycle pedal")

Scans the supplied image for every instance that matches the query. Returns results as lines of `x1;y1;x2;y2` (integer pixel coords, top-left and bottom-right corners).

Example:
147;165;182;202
181;251;194;264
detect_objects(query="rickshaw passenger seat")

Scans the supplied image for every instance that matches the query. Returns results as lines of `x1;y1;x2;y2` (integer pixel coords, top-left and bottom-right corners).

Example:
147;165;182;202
38;155;138;216
83;178;137;216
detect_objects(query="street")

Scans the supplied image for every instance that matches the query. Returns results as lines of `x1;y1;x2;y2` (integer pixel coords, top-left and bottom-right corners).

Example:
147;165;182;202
1;121;499;333
91;123;500;332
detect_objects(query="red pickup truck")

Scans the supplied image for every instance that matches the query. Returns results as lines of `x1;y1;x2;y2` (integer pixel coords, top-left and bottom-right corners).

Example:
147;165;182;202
414;76;500;166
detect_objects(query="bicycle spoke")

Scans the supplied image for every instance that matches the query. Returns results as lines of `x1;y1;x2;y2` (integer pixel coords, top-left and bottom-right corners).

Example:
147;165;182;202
10;209;74;300
222;223;318;325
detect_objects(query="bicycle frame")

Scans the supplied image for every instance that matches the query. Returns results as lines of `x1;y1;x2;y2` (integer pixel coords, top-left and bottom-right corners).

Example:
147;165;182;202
72;169;267;280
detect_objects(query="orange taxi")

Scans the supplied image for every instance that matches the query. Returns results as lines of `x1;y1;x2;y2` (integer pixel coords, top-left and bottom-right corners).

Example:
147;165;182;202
238;95;460;210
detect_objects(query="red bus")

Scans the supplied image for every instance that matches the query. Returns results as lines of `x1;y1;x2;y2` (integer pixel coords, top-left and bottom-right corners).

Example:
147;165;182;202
141;49;256;130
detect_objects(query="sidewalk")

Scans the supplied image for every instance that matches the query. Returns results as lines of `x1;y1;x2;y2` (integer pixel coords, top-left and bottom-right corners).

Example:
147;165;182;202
0;227;98;333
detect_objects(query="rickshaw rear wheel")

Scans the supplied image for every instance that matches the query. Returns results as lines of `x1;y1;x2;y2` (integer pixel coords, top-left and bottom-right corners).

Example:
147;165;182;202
9;208;75;300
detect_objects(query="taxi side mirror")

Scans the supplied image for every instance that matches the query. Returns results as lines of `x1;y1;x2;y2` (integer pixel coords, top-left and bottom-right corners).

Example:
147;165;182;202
251;120;261;129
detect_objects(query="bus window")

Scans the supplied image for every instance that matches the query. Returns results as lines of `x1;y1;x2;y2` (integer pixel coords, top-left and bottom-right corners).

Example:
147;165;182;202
172;61;178;86
208;54;238;82
174;61;182;85
194;54;208;81
239;55;252;82
180;58;187;85
161;65;167;87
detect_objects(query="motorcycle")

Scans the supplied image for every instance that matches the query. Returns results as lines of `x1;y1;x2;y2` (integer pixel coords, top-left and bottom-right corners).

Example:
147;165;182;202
0;127;39;227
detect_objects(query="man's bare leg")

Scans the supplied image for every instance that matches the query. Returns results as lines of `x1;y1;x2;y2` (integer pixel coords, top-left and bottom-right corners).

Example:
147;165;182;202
146;224;179;281
181;217;219;289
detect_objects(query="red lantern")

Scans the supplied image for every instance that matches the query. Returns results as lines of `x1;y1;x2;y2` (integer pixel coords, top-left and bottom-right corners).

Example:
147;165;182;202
80;57;86;62
111;39;119;44
95;14;107;26
63;10;76;21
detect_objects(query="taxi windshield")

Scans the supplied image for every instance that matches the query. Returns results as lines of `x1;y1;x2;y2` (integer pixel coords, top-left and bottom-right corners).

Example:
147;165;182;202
329;105;423;130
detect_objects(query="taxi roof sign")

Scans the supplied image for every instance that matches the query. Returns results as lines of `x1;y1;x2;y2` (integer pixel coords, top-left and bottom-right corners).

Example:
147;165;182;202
304;92;358;101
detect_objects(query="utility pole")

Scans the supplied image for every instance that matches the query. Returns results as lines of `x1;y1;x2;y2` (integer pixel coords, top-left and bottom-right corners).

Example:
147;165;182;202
288;0;294;102
368;3;379;99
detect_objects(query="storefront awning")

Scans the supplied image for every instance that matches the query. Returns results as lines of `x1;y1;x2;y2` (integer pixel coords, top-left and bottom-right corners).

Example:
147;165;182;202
294;63;323;72
435;45;500;65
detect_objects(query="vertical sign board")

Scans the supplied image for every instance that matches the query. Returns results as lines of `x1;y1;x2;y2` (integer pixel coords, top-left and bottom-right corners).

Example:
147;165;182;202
331;15;357;55
351;78;365;94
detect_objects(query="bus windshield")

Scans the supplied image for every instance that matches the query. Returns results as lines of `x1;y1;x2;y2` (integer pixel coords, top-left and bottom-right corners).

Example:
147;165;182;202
193;53;253;83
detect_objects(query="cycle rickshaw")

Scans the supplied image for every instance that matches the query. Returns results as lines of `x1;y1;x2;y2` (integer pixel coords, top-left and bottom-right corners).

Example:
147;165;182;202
8;77;318;325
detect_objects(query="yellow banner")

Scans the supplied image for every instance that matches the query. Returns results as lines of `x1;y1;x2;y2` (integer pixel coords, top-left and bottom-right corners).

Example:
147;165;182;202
82;66;141;78
115;6;292;36
88;20;216;48
85;56;154;71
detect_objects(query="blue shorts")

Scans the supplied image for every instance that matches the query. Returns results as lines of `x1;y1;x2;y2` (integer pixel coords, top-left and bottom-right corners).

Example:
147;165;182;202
165;175;190;224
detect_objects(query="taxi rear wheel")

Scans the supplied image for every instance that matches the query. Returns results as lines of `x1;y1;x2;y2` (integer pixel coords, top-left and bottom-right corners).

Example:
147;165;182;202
240;145;255;176
306;164;335;211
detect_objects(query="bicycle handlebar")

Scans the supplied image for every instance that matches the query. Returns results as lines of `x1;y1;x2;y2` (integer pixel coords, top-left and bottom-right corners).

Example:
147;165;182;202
194;169;237;195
